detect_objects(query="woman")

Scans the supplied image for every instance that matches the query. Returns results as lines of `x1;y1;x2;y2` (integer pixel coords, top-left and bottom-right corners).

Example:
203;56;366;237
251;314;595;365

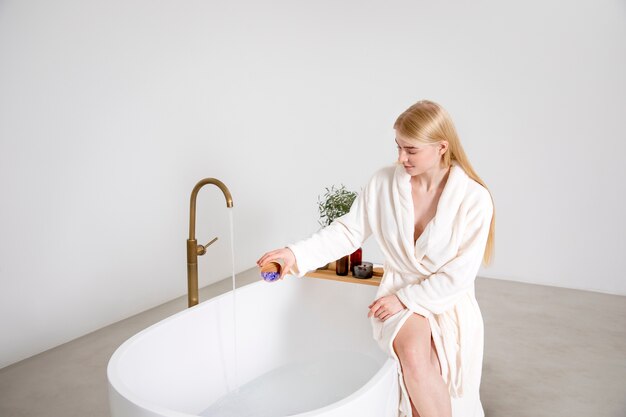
257;100;495;417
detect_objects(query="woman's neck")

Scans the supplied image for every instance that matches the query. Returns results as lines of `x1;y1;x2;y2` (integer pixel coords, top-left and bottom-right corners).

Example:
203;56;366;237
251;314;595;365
411;163;451;193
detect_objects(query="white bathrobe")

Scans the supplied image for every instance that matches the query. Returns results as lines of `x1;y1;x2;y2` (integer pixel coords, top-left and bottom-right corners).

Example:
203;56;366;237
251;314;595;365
287;161;493;417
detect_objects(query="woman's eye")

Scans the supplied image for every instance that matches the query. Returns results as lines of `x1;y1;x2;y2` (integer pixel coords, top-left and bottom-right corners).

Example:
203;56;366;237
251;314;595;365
397;145;418;154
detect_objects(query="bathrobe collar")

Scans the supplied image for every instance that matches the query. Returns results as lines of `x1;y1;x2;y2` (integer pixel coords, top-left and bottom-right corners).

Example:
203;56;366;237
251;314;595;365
392;160;469;263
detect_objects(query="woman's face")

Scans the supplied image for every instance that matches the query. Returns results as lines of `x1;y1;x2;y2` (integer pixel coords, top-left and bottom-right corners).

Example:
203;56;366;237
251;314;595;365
395;132;447;176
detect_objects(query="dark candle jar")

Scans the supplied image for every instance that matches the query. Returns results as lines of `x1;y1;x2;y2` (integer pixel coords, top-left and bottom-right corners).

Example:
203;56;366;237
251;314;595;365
336;255;349;276
350;248;362;274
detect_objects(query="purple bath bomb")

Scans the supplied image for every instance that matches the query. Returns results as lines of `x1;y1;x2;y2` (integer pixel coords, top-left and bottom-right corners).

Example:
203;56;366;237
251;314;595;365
261;271;280;282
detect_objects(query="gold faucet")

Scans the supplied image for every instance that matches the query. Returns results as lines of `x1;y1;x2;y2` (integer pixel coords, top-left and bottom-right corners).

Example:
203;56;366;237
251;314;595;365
187;178;233;307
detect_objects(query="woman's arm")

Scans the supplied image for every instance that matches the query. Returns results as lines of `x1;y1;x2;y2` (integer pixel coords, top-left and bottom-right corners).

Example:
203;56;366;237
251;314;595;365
286;188;373;278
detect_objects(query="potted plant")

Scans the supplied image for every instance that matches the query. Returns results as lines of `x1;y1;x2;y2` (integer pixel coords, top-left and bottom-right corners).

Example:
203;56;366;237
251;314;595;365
317;184;358;275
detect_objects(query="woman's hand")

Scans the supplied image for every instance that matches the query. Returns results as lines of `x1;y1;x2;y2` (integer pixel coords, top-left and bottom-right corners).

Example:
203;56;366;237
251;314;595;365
368;295;406;321
256;247;296;280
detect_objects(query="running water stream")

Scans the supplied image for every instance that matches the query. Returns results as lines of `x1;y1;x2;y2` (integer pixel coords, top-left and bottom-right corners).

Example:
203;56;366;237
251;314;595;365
228;208;239;392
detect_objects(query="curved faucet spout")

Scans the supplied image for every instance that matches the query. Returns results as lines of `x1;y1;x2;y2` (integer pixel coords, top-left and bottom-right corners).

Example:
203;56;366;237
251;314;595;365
187;178;234;307
188;178;233;240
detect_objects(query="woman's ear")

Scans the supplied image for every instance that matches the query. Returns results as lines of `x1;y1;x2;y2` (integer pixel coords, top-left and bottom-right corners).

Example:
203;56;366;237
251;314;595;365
439;141;449;155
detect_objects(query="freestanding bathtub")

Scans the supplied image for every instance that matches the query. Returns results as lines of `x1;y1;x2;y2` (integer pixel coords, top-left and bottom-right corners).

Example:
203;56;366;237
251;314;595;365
107;276;399;417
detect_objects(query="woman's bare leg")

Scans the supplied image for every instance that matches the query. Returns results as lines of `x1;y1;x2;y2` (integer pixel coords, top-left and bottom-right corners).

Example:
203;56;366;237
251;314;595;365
409;338;443;416
393;314;451;417
411;401;422;417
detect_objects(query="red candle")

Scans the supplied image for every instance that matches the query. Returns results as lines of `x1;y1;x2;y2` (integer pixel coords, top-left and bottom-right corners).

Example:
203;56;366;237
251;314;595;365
350;248;362;274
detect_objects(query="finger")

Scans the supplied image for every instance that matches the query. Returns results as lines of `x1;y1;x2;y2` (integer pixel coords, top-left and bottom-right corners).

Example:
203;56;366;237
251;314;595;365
368;297;381;309
279;265;291;280
372;303;386;317
258;250;278;262
368;299;381;310
258;252;279;267
279;260;289;277
279;264;290;280
377;306;391;319
257;253;271;266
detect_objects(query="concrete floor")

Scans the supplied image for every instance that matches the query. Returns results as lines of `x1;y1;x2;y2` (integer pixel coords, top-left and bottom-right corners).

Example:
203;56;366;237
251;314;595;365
1;268;625;417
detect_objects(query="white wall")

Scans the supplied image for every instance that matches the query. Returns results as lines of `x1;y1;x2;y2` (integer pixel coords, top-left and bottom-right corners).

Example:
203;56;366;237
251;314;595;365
1;0;624;368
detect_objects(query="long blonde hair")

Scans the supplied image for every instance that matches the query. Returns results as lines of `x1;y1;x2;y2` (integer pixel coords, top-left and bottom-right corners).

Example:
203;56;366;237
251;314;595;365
394;100;496;265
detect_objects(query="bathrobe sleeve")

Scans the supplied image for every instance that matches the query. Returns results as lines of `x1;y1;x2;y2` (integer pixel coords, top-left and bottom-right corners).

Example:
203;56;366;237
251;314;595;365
286;188;373;278
395;192;493;316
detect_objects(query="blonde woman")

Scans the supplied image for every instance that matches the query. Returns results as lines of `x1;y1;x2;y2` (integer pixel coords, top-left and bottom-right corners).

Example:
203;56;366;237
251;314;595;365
257;100;495;417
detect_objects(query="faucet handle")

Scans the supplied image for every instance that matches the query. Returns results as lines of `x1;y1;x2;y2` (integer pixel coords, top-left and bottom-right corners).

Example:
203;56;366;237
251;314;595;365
197;237;218;256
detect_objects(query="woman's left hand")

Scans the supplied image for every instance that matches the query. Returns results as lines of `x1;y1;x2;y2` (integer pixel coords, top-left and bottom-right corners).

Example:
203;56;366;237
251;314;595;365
368;295;406;322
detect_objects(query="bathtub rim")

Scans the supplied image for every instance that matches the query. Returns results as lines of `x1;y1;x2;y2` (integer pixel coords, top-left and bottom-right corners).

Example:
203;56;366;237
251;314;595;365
107;277;396;417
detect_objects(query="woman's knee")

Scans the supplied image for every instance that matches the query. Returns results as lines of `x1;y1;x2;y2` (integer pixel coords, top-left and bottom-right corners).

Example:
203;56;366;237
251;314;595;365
393;336;429;361
393;314;433;374
397;350;432;377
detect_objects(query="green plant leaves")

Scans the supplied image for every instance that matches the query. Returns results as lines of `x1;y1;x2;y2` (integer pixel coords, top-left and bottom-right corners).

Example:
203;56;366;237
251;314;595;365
317;184;358;227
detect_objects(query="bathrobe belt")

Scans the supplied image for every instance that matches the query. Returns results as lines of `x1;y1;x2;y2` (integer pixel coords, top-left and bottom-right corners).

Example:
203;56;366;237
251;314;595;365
428;311;464;398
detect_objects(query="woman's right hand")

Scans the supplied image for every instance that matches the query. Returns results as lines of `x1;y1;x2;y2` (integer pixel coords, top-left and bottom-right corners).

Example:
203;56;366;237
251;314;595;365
256;247;296;280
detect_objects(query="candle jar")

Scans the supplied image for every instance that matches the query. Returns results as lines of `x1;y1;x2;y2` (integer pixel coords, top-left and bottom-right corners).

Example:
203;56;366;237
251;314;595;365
353;262;373;279
350;248;362;274
336;255;349;276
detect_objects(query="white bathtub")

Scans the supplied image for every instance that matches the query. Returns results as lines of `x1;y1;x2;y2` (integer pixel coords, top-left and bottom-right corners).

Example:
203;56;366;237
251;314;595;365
107;276;399;417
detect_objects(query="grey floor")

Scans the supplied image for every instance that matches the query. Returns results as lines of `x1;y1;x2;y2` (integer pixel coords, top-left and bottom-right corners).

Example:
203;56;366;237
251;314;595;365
1;268;625;417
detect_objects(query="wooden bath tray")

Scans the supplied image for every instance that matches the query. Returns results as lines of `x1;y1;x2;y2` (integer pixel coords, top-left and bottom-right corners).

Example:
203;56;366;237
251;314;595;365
304;262;382;286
